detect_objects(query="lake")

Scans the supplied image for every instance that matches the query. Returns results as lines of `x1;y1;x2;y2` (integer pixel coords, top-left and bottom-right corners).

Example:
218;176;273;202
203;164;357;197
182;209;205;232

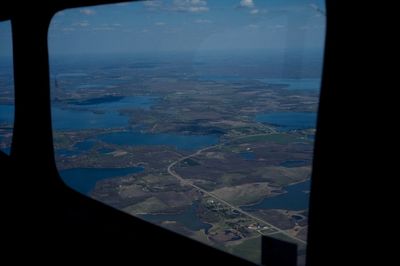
52;107;129;130
56;145;115;157
242;179;311;211
56;148;80;157
1;96;155;131
0;146;10;155
74;139;96;151
0;104;14;125
52;96;156;130
98;131;219;151
50;93;218;156
60;166;144;195
139;201;212;232
0;104;14;155
256;112;317;131
258;78;321;90
69;95;156;110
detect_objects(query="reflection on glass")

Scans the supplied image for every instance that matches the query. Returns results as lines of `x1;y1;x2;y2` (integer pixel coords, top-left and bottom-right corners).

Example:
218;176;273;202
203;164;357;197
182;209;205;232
49;1;325;265
0;21;14;155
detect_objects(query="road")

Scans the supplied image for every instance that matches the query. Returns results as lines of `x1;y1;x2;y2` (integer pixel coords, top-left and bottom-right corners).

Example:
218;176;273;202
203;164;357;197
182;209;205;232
167;133;307;245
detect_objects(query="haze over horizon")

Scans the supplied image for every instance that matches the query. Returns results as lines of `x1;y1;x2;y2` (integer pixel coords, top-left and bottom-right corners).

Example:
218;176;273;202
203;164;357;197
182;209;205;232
1;0;325;57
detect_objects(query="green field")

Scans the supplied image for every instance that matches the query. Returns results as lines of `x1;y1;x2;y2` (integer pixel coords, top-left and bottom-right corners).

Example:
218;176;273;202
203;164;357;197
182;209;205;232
225;236;262;265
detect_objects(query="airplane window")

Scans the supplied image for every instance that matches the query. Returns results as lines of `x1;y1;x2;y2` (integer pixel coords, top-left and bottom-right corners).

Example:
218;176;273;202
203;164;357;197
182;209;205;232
0;20;14;155
48;1;325;265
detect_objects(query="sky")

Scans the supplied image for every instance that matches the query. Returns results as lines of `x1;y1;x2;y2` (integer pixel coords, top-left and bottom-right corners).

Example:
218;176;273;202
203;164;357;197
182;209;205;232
0;0;325;57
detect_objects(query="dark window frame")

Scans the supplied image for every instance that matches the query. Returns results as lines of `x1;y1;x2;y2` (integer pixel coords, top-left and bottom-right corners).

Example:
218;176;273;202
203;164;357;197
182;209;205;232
0;1;345;265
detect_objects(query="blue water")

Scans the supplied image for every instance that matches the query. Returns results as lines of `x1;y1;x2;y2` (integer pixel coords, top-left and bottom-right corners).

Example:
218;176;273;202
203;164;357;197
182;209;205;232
139;201;212;232
54;78;124;91
258;78;321;90
56;148;80;157
1;99;130;130
256;112;317;130
242;180;311;211
0;146;11;155
240;151;256;160
52;96;156;130
52;107;129;130
98;131;219;151
75;139;96;151
60;167;144;195
55;144;113;157
86;96;156;111
0;104;14;125
0;104;14;155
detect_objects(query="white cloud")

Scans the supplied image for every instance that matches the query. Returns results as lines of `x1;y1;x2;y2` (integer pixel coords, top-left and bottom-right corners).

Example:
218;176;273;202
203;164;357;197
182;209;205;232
155;22;166;26
73;21;90;27
100;23;121;28
189;6;208;12
239;0;254;8
195;19;212;24
116;3;130;7
250;9;259;14
93;27;114;31
172;0;209;13
144;0;209;13
238;0;262;15
79;9;96;15
62;27;75;32
91;23;123;31
144;1;162;7
269;24;285;30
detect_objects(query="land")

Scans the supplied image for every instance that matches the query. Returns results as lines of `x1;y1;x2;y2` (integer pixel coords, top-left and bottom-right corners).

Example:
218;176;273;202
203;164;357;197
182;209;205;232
1;58;319;265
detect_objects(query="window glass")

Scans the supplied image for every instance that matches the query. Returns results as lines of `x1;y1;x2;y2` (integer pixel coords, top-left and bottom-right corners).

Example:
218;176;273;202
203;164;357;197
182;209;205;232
0;21;14;155
49;1;325;264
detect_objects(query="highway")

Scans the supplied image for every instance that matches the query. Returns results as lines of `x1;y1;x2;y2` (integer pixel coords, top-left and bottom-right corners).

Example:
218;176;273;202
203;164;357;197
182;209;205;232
167;133;307;245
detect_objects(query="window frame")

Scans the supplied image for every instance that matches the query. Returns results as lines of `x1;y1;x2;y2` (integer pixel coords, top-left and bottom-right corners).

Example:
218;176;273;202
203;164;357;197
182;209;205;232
0;1;334;265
